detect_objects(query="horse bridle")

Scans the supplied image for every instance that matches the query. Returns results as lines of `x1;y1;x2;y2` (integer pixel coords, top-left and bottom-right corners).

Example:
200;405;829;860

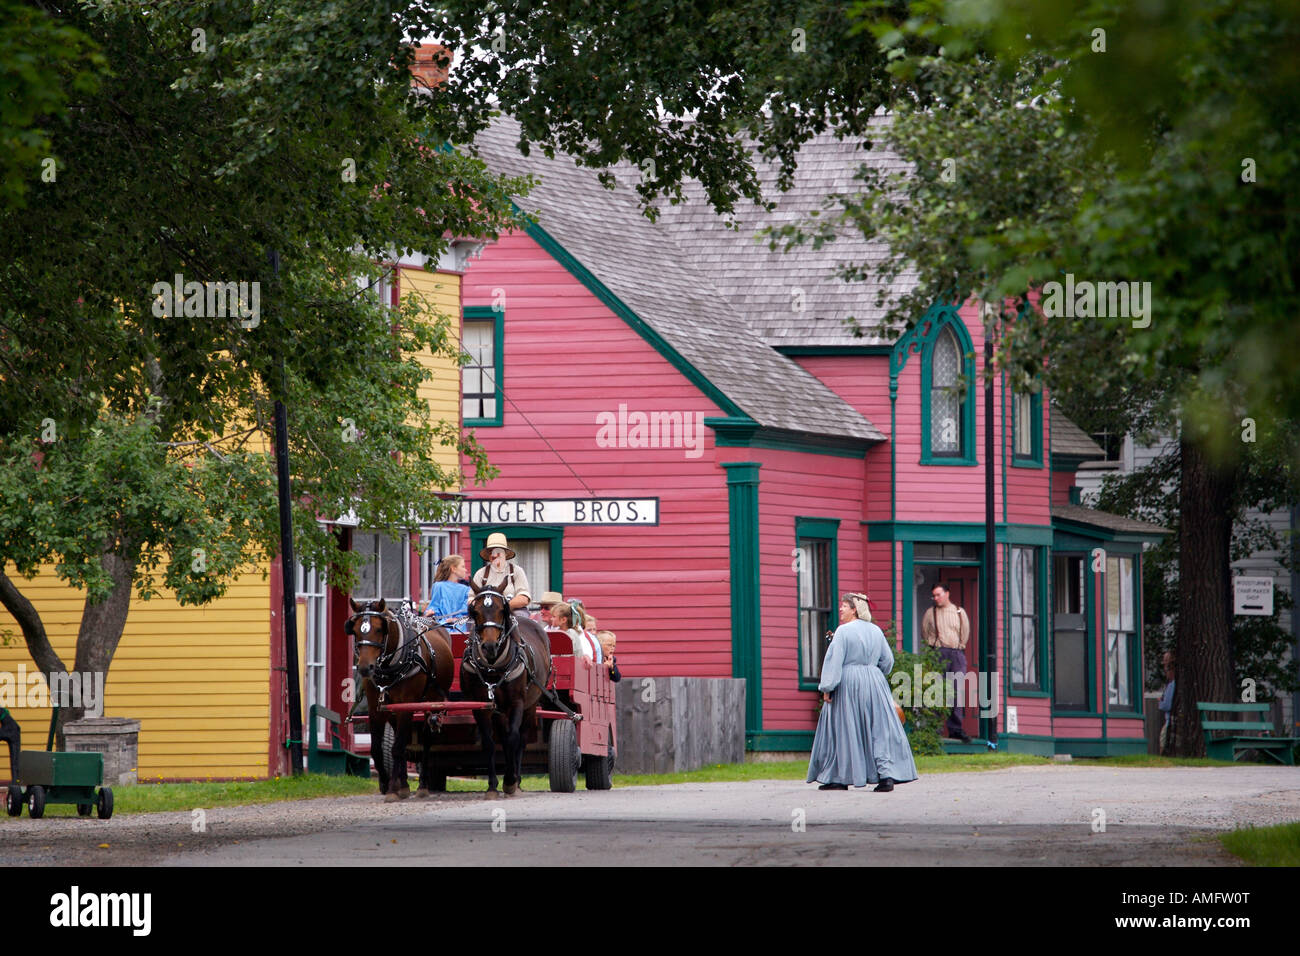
348;605;433;694
465;589;525;700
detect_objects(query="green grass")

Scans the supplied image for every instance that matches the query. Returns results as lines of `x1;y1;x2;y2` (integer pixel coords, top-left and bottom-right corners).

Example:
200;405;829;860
1220;821;1300;866
10;773;378;817
1086;754;1240;768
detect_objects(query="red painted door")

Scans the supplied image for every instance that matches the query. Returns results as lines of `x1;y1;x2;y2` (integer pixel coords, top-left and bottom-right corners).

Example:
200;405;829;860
943;567;980;739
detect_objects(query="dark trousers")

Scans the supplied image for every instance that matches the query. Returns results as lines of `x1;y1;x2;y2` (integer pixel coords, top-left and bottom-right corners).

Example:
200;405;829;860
937;647;968;738
0;714;20;780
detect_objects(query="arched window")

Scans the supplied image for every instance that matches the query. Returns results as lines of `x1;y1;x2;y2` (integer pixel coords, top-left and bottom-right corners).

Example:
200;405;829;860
929;326;963;457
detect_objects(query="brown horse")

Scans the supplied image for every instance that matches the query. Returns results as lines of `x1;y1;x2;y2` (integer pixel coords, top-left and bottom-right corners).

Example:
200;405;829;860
461;585;552;796
346;598;454;801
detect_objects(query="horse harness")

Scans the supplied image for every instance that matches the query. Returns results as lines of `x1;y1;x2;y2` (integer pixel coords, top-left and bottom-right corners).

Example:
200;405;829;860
464;590;579;719
351;608;436;698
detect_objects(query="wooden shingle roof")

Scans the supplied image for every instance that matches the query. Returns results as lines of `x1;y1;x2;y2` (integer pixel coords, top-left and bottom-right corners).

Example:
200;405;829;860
469;119;885;444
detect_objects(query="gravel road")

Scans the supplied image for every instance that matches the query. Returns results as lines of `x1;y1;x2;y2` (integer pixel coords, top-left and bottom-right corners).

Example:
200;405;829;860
3;764;1297;866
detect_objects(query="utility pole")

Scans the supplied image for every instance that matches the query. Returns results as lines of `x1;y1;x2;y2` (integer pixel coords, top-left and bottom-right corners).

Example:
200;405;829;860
270;248;304;774
983;306;998;750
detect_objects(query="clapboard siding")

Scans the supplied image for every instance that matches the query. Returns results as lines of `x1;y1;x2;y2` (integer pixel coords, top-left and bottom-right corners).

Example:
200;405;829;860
461;230;732;678
752;448;867;730
1007;395;1051;524
0;564;271;780
402;266;463;475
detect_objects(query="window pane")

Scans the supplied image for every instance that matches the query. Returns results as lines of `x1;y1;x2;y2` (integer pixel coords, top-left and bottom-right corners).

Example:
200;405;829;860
1106;557;1120;631
931;392;960;452
355;533;377;599
1120;557;1134;630
511;539;550;598
1015;394;1033;456
381;535;407;602
933;329;958;386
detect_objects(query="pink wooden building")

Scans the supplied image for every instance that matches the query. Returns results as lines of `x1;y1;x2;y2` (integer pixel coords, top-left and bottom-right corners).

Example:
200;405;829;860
447;119;1167;755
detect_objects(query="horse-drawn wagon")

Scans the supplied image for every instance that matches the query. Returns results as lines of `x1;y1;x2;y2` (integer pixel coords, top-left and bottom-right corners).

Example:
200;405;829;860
347;596;616;796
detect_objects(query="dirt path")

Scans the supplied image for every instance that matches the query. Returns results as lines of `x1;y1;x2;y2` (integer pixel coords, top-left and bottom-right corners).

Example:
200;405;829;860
3;765;1296;866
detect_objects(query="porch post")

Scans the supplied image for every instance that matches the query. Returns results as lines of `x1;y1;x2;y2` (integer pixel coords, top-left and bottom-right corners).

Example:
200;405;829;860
723;462;763;742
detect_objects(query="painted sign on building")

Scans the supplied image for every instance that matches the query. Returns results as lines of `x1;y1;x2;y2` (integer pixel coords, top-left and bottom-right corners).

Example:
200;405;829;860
451;498;659;526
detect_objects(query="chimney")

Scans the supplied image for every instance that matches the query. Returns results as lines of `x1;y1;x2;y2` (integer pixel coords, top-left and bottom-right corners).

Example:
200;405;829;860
409;44;452;90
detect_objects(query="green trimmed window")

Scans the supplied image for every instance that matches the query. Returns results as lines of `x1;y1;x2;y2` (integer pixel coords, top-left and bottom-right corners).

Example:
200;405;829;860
921;322;976;464
1106;554;1137;710
796;518;839;687
1012;389;1043;466
1010;546;1043;690
462;306;503;426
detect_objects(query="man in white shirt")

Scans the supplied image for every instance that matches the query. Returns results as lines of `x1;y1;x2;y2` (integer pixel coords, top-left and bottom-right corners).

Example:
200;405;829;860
471;533;531;611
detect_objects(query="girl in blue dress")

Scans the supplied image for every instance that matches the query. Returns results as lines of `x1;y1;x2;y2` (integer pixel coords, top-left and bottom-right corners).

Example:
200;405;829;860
423;555;471;632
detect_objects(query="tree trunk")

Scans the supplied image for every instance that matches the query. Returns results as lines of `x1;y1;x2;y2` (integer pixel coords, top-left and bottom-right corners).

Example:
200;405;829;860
1172;435;1237;756
0;570;67;677
58;549;136;747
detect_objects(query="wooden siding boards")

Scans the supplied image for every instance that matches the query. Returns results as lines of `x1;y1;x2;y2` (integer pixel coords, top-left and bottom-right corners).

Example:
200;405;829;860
461;230;734;680
0;563;271;780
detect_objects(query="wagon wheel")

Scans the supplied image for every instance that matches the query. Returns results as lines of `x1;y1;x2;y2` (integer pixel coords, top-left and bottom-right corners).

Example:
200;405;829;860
26;784;45;819
6;785;22;817
430;772;447;792
77;801;93;817
584;749;613;791
96;786;113;820
381;724;396;782
547;720;579;793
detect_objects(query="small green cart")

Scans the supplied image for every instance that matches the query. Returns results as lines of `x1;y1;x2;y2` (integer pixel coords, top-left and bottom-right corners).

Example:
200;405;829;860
5;709;113;820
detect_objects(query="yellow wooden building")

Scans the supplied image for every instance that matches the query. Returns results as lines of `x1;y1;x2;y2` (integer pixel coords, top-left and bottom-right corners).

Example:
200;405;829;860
0;251;472;781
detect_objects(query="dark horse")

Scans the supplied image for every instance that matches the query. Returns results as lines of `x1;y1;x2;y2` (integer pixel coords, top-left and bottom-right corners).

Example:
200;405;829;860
346;598;454;801
461;586;552;796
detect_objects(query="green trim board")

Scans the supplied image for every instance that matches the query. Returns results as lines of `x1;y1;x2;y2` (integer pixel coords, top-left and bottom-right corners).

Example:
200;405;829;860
524;221;745;419
775;345;895;356
705;417;873;459
723;462;763;735
1052;518;1168;545
462;305;504;427
1053;738;1148;757
985;733;1056;756
795;517;840;692
746;730;816;751
469;525;564;592
866;521;1054;546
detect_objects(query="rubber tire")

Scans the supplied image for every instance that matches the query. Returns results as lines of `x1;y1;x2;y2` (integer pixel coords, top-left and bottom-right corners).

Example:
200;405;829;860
77;802;93;817
97;786;113;820
27;784;45;819
6;785;22;817
584;752;613;791
431;772;447;792
548;720;579;793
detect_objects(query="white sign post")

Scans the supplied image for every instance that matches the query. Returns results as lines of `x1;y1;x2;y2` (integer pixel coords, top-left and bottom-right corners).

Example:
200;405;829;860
1233;576;1274;616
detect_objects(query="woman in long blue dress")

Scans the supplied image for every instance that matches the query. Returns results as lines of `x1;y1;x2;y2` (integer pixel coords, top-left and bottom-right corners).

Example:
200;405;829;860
807;593;919;792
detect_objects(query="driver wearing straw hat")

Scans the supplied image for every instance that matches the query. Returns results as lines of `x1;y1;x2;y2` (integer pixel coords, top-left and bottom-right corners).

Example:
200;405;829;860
472;532;531;612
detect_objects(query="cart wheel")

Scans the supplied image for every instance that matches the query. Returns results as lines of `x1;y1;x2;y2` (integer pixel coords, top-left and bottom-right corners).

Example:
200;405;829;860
6;785;22;817
584;751;613;791
96;787;113;820
77;802;93;817
547;720;579;793
27;784;45;819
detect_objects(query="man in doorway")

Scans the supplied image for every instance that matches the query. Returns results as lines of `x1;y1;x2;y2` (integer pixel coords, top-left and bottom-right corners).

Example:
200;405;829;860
922;583;972;744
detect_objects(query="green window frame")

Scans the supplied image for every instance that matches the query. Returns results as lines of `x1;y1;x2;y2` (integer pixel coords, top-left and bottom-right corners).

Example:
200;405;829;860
1009;545;1046;692
462;305;503;427
920;319;977;465
795;517;839;690
468;525;563;594
1012;389;1043;467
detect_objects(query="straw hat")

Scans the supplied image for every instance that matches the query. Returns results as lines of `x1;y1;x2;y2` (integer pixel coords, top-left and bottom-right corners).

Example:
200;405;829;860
538;590;563;607
478;532;516;561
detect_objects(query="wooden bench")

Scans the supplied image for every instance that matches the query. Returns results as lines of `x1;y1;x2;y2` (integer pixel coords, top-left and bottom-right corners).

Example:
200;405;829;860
307;704;370;777
1196;702;1298;765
